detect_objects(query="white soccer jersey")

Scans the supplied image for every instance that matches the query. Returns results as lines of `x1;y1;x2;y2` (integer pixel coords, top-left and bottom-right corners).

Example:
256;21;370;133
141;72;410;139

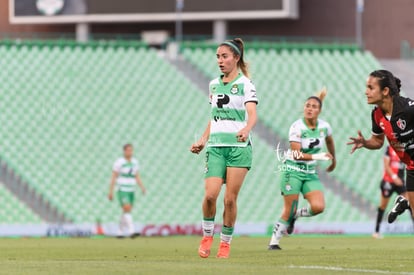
113;157;139;192
208;73;258;147
286;118;332;172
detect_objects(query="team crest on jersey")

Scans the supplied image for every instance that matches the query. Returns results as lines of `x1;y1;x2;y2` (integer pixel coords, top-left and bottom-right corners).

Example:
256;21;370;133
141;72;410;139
231;84;239;94
396;118;406;130
319;130;324;137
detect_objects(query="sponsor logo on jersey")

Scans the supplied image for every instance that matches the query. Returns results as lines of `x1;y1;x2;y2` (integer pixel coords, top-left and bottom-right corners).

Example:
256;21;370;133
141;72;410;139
400;129;413;136
396;118;406;130
231;84;239;94
213;116;236;122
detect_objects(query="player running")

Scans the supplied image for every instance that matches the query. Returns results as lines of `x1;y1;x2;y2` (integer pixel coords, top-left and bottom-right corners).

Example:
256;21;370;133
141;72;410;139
348;70;414;224
108;144;146;237
268;88;336;250
373;146;407;238
190;38;258;258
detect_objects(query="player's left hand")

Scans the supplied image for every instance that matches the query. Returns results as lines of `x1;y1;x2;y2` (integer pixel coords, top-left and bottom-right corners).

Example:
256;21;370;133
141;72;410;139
347;130;366;154
393;177;403;186
326;157;336;172
236;128;249;142
141;187;147;195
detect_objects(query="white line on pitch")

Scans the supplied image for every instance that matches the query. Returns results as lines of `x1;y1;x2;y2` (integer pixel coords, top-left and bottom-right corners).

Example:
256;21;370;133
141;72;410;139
286;265;414;275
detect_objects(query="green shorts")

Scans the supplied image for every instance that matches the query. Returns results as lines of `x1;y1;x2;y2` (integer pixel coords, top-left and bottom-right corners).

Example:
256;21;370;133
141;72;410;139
204;145;252;180
279;169;323;196
117;191;135;206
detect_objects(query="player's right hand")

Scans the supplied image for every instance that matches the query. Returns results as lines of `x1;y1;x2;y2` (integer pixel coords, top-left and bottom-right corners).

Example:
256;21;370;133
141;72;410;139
108;193;113;201
190;142;205;154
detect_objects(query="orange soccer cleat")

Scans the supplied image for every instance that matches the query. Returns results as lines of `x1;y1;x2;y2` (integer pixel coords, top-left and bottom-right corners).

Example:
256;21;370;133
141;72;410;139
216;242;231;258
198;236;213;258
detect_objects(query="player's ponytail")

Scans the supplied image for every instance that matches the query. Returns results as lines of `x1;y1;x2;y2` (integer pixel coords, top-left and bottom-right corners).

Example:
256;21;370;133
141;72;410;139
220;38;250;78
370;70;401;96
307;87;327;110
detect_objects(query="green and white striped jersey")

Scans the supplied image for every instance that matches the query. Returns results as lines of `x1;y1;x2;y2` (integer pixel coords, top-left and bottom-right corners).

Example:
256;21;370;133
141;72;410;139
208;73;258;147
113;157;139;192
285;118;332;173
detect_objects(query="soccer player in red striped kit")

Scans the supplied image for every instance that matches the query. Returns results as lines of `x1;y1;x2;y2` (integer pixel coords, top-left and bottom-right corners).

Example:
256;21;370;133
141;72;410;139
348;70;414;224
373;146;411;239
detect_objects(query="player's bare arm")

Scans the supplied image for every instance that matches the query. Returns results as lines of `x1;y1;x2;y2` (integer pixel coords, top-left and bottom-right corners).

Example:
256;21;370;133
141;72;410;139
236;102;257;142
347;130;384;153
190;121;211;154
135;173;146;195
325;135;336;172
290;141;333;161
108;171;118;201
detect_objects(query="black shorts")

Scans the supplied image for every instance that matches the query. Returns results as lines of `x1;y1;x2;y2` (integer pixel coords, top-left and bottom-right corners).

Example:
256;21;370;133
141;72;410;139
406;169;414;192
380;180;406;198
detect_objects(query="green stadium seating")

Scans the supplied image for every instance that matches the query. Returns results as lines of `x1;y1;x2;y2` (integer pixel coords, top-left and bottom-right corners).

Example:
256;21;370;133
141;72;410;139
182;42;395;208
0;39;394;226
0;183;42;224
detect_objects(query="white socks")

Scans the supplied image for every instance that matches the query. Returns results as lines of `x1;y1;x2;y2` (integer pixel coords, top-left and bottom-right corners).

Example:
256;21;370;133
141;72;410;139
119;213;134;236
220;233;233;244
296;207;313;218
202;219;215;237
269;221;287;245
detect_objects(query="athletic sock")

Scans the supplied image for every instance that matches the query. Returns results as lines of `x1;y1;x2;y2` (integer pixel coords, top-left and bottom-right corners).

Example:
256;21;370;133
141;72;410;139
269;219;288;245
220;226;234;244
119;213;127;235
375;207;385;233
124;213;134;235
295;207;314;218
202;217;215;237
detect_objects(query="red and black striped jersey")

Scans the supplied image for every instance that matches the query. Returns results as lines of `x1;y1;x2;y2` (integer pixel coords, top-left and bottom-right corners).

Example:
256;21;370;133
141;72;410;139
383;146;405;182
372;96;414;170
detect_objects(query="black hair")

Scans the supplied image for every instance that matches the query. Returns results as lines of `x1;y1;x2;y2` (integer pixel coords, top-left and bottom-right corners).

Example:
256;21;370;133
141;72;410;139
123;143;133;151
369;70;401;96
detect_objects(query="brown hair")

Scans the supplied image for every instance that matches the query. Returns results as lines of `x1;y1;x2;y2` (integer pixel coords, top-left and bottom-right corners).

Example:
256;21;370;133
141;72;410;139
307;87;327;109
220;38;250;78
123;143;133;151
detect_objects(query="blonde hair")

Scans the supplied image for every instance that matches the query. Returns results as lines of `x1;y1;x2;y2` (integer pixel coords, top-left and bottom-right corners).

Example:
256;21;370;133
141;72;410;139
315;87;327;102
220;38;250;78
307;87;327;109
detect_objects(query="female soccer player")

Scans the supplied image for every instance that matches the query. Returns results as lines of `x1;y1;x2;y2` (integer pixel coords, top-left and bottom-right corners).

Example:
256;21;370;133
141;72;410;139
348;70;414;224
108;144;146;237
268;89;336;250
373;146;406;239
190;38;258;258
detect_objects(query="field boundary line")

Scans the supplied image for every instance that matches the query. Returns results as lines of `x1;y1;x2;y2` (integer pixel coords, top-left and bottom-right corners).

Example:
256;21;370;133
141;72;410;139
286;265;414;275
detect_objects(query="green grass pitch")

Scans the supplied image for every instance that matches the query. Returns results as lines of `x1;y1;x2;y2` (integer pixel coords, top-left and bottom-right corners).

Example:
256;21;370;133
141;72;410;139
0;235;413;275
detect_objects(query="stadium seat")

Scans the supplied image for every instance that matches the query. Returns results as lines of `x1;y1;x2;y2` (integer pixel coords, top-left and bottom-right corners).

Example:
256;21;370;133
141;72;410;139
181;41;409;220
2;39;407;226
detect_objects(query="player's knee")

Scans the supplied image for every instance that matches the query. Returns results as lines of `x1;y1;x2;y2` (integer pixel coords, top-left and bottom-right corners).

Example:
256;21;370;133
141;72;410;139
123;204;132;212
204;194;217;205
224;197;237;209
310;203;324;215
